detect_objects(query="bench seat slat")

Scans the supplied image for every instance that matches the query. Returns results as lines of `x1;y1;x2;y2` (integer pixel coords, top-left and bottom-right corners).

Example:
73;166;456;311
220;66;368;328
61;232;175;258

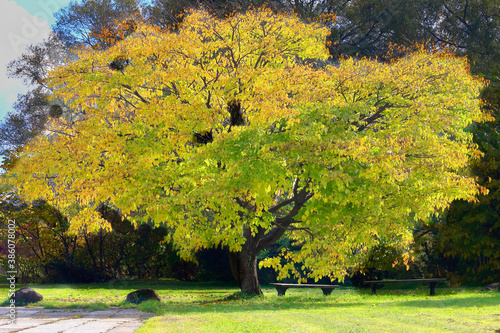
270;283;339;288
269;283;340;296
364;278;445;284
363;278;446;296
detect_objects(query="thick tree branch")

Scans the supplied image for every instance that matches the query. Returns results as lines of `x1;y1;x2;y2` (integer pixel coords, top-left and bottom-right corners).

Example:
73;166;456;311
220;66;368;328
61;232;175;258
268;197;295;214
277;224;314;240
257;183;314;251
121;84;150;104
355;103;391;132
443;3;472;32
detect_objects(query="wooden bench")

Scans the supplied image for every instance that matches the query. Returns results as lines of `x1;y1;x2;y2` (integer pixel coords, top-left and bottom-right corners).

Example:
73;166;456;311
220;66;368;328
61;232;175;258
269;283;340;296
363;278;446;296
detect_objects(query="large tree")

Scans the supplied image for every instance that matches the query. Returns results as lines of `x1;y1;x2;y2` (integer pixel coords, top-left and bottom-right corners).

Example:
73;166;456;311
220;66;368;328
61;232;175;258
8;9;488;295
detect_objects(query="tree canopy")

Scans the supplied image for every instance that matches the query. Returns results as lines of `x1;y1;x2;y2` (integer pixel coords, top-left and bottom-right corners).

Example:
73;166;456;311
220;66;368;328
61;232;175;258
8;8;489;294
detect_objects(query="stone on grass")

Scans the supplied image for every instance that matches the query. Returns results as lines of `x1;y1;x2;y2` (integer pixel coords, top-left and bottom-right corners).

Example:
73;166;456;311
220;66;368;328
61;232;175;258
482;282;500;291
126;288;161;304
10;287;43;304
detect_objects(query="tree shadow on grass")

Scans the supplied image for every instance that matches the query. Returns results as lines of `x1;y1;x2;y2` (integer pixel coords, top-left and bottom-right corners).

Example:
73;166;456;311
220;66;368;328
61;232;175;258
137;292;365;315
392;295;500;309
136;288;500;316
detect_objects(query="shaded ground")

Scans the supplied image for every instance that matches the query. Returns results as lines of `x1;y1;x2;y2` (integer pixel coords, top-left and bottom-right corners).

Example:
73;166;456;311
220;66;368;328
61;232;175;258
0;306;154;333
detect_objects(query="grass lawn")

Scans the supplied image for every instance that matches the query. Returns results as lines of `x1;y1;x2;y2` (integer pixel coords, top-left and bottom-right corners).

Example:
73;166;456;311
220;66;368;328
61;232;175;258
0;279;498;332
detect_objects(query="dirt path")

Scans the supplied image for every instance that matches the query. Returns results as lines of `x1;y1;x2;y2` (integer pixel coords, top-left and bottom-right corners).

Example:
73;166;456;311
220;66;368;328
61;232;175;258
0;306;154;332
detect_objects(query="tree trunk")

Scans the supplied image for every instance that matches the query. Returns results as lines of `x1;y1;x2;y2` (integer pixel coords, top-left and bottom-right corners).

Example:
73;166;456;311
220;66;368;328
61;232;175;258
229;250;262;296
84;233;98;276
229;230;263;296
99;229;106;280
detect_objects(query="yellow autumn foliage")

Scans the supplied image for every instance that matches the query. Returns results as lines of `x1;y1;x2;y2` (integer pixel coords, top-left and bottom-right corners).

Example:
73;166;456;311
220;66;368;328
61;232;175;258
8;8;489;284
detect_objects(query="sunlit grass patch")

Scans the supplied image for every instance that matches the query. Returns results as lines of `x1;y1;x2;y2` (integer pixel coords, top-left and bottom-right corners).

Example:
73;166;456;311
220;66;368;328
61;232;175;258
137;285;500;333
0;279;238;309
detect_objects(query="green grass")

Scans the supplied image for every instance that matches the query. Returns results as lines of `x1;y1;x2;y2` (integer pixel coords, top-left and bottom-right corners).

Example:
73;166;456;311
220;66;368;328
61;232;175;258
0;280;498;332
0;279;235;309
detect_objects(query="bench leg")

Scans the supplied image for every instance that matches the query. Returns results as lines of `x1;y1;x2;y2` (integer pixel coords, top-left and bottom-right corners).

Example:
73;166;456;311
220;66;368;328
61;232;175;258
429;282;436;296
371;285;377;295
321;288;333;296
275;286;288;296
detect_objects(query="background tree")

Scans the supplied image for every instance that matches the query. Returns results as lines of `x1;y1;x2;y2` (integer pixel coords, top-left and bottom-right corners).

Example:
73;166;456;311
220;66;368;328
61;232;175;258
324;0;435;59
144;0;251;27
0;89;49;157
319;0;500;68
0;191;77;283
2;0;148;160
0;188;187;283
425;0;500;75
427;79;500;284
1;33;72;157
53;0;142;49
8;9;488;295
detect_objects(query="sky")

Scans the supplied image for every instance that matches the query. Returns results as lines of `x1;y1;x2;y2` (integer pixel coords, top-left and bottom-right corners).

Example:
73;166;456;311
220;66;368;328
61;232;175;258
0;0;73;122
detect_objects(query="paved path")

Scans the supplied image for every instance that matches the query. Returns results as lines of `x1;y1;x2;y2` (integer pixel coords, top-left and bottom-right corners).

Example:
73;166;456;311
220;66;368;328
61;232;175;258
0;306;155;332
